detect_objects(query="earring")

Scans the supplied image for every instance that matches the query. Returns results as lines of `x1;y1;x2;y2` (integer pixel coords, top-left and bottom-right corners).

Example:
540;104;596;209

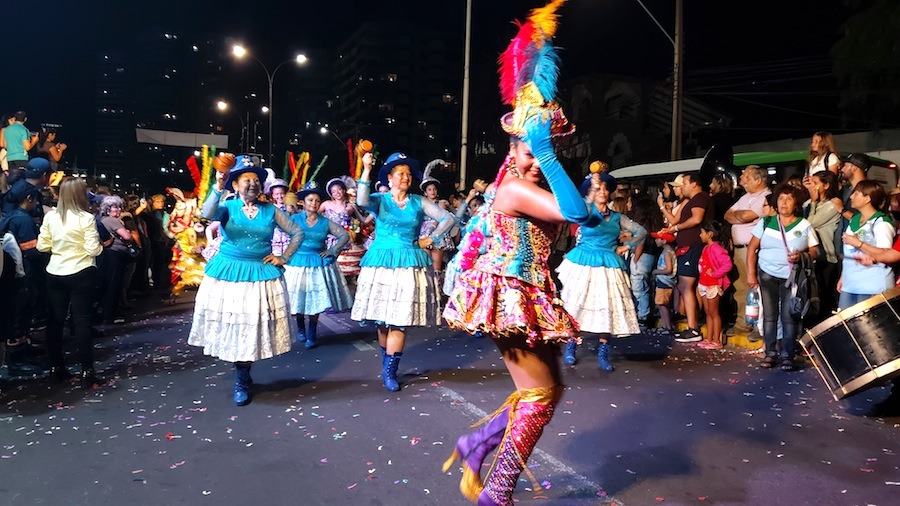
508;158;524;179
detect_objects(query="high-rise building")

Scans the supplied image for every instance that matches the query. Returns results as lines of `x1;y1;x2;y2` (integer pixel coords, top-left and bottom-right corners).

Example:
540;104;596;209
329;21;462;179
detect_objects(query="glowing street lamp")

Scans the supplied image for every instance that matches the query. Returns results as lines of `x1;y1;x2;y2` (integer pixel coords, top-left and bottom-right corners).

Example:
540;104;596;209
232;44;308;164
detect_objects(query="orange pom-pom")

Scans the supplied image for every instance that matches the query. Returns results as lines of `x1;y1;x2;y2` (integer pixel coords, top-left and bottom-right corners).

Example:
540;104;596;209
213;153;236;172
358;139;373;152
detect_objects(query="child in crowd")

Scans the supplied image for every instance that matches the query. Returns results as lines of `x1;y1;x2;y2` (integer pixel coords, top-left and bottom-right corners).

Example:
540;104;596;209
650;231;677;336
697;220;733;349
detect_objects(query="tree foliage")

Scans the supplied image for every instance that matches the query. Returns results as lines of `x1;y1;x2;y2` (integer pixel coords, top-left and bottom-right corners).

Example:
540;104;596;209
832;0;900;129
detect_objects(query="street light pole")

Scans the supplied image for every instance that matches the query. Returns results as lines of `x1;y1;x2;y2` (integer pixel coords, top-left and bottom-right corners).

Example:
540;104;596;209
216;100;247;152
319;126;345;149
233;45;308;165
635;0;683;160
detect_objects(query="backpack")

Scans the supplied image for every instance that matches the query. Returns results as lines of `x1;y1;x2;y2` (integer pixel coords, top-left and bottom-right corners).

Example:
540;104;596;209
786;252;819;323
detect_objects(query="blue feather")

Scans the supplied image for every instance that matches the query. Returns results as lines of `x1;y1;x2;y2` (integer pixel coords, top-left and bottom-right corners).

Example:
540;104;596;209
531;43;560;102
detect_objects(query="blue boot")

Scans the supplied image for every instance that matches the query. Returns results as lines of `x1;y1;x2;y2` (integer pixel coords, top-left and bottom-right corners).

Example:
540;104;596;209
597;342;614;372
233;362;253;406
564;341;578;365
305;318;318;349
296;316;307;343
382;352;403;392
380;346;387;367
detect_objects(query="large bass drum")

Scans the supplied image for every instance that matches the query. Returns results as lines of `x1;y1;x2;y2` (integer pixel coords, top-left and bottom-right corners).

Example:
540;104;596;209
800;287;900;400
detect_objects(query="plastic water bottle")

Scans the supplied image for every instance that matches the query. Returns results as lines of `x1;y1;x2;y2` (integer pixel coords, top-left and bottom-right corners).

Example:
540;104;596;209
745;289;760;325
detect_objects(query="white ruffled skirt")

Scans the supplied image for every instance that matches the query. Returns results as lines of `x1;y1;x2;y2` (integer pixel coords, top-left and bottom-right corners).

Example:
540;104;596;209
283;264;353;315
351;266;440;327
188;276;296;362
557;259;640;335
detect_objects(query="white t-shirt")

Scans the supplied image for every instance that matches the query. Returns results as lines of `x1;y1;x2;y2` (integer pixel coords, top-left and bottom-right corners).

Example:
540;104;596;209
809;153;838;175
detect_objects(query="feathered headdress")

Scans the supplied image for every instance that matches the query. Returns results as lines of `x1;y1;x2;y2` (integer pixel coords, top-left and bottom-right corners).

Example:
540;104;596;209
498;0;573;138
419;159;445;191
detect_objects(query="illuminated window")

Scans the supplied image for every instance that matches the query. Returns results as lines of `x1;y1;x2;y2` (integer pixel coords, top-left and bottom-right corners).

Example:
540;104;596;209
442;94;454;104
387;74;398;82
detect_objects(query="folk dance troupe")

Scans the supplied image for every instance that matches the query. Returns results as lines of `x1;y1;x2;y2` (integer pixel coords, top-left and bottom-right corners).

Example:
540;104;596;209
186;1;645;503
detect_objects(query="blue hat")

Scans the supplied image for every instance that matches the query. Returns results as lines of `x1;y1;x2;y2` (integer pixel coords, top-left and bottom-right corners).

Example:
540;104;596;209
377;152;421;188
297;180;327;201
24;157;52;179
579;172;618;197
225;155;268;188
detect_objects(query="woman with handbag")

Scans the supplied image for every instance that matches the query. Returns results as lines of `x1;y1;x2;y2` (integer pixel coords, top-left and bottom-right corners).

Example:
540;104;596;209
802;170;843;318
99;195;132;324
747;184;819;371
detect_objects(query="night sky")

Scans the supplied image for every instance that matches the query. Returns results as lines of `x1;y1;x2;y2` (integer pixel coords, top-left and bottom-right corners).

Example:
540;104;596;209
2;0;852;168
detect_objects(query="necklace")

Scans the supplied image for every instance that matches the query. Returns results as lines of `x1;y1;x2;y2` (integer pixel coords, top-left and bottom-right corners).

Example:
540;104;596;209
393;193;409;208
242;202;258;218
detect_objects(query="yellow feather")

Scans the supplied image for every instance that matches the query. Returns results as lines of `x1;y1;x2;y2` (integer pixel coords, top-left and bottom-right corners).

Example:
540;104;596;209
528;0;566;41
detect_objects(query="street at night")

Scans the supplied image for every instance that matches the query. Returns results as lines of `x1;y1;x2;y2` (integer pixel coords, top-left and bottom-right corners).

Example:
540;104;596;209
2;292;898;505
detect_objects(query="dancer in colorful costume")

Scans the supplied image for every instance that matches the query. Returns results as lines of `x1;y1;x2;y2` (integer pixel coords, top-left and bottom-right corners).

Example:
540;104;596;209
557;171;645;369
166;187;206;301
283;183;354;349
188;155;302;406
441;2;599;503
352;151;455;392
319;176;373;287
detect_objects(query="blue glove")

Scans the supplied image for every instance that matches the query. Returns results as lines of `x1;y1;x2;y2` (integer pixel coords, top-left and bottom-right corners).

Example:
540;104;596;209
522;116;597;226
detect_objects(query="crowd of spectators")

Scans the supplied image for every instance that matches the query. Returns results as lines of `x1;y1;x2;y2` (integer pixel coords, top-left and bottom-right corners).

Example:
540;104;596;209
2;112;175;380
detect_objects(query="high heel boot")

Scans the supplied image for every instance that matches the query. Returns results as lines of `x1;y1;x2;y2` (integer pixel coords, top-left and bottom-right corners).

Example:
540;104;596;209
443;392;518;501
597;341;614;371
233;362;253;406
382;352;403;392
477;386;561;506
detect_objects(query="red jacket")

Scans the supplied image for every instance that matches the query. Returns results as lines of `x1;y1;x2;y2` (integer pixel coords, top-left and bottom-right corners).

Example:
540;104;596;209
699;242;733;290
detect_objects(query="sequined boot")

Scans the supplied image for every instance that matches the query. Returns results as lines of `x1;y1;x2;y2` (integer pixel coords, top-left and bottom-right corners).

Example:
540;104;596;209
477;386;560;506
442;392;518;501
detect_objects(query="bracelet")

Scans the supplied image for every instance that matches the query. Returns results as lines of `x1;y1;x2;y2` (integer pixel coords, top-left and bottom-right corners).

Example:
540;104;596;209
857;240;863;248
357;179;371;186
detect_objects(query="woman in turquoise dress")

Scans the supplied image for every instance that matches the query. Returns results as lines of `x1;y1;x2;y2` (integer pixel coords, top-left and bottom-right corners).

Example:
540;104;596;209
352;151;454;392
283;185;353;350
556;173;646;370
188;155;302;406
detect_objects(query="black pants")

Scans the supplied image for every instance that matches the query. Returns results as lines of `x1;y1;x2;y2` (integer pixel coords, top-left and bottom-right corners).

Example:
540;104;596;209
101;250;127;322
46;267;97;370
150;240;172;289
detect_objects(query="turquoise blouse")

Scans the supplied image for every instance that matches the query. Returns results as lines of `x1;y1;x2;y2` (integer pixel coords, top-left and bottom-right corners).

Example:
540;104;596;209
287;213;350;268
565;207;647;270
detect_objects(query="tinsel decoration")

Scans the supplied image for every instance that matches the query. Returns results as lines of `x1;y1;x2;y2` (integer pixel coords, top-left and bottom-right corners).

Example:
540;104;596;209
306;154;328;186
297;152;311;189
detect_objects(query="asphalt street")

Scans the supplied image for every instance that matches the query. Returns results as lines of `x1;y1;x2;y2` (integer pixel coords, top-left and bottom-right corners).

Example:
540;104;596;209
2;290;899;506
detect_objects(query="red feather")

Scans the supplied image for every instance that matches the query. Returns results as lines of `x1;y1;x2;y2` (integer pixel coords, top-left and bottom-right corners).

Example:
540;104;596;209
185;156;201;194
346;139;355;178
498;20;535;105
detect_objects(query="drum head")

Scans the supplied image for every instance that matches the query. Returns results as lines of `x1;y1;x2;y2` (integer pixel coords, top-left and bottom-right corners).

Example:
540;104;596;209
801;288;900;399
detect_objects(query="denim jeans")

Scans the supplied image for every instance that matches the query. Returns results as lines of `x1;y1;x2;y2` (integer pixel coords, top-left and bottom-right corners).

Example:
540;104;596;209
758;269;799;360
838;291;871;311
630;252;655;321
